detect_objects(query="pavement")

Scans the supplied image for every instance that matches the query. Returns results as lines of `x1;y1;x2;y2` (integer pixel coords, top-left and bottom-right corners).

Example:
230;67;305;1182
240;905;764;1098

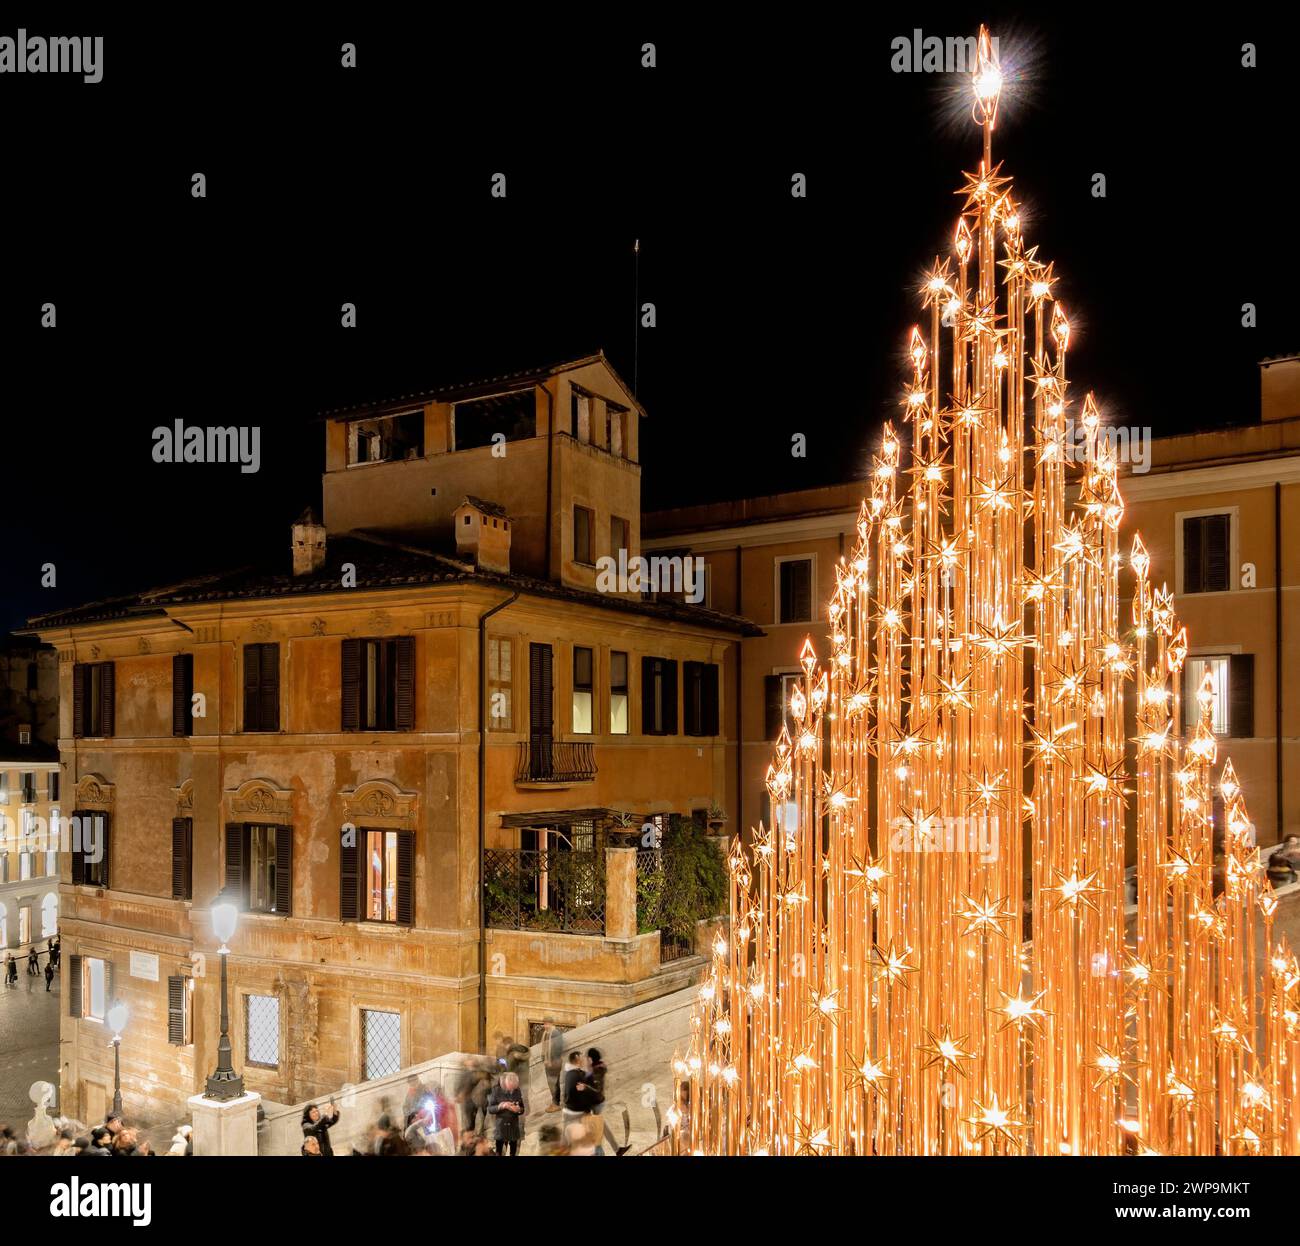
0;962;61;1130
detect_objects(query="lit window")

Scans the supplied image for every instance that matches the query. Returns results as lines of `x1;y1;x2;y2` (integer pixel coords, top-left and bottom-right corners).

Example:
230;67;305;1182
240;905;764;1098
610;651;629;735
488;637;513;730
1184;655;1230;736
346;411;423;465
247;824;281;914
573;647;594;734
366;830;400;923
83;957;107;1023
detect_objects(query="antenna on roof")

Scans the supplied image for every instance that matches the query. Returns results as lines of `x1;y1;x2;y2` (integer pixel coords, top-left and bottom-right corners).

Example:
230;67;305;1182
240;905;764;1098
633;239;640;397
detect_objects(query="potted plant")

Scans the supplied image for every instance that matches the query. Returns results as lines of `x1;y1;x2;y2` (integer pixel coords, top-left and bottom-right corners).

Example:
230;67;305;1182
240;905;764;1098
607;809;640;847
706;803;728;835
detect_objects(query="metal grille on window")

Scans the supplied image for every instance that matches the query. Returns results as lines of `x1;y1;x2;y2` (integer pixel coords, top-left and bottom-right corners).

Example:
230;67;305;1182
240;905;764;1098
245;994;280;1067
363;1008;401;1080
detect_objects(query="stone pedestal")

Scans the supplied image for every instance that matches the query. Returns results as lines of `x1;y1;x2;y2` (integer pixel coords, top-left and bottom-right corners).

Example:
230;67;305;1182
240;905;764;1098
604;845;638;941
188;1090;261;1156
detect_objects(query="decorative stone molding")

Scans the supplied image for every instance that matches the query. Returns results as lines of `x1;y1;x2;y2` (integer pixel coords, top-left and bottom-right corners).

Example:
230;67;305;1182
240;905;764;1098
174;780;194;814
340;779;418;829
75;773;114;810
250;618;273;641
226;778;294;820
310;617;326;637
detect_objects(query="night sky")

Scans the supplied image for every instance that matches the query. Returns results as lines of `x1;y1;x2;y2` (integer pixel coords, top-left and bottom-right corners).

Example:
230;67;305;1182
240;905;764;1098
3;7;1296;632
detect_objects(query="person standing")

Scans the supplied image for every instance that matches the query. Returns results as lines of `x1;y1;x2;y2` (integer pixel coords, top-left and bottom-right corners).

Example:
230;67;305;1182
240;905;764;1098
5;952;17;987
301;1101;340;1157
27;947;39;976
562;1050;601;1127
44;960;54;991
542;1022;567;1112
487;1071;525;1156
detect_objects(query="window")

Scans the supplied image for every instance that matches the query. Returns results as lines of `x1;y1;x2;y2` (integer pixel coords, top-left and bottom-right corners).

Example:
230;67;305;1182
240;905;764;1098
172;817;193;900
18;727;30;745
347;411;423;465
20;852;32;880
83;957;108;1023
572;389;592;443
245;994;280;1067
684;662;720;736
340;828;414;925
572;647;594;734
642;657;678;735
777;557;814;623
18;906;30;943
41;894;57;938
225;822;293;915
573;506;594;565
48;771;59;802
363;1008;402;1080
73;662;114;737
20;773;35;804
45;849;57;878
611;515;630;560
453;391;535;451
609;405;627;457
1184;653;1254;738
71;811;111;889
167;976;190;1046
610;651;629;734
1182;513;1231;594
342;637;415;732
764;672;805;739
173;653;194;736
243;643;280;732
487;636;513;730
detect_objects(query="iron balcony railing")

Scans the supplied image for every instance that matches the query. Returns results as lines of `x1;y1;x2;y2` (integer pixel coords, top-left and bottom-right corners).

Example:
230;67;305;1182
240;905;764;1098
515;739;596;784
483;847;606;934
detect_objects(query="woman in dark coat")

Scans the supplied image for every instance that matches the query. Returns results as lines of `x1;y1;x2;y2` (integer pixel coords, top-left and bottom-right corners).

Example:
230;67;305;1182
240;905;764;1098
487;1072;525;1156
301;1101;340;1157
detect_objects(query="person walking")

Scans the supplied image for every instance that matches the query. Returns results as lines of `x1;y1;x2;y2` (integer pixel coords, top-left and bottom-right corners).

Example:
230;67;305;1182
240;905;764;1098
504;1036;530;1115
586;1047;612;1155
50;936;60;969
27;948;39;976
301;1101;340;1157
487;1071;525;1156
542;1022;567;1112
5;952;17;986
44;960;54;991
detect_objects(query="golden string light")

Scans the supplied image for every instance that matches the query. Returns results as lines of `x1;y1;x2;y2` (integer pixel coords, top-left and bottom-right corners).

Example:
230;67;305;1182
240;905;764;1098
668;27;1300;1157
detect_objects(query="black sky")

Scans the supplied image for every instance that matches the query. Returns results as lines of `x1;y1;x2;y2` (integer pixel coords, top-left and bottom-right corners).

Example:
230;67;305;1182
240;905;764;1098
3;6;1297;631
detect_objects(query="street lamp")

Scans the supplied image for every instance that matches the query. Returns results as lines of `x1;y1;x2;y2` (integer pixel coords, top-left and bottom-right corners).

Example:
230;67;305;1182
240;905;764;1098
107;999;129;1116
204;894;244;1101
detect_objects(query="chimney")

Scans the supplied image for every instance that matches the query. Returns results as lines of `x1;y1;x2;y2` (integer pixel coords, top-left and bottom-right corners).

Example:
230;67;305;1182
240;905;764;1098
453;497;511;574
291;507;327;576
1260;354;1300;423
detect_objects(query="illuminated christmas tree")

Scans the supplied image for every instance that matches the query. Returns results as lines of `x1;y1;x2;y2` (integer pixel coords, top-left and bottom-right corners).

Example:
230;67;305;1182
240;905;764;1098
668;28;1299;1157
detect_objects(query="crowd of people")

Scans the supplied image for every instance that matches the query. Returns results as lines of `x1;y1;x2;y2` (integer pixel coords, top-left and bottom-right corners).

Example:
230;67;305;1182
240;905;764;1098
3;936;59;991
0;1110;192;1157
299;1029;631;1157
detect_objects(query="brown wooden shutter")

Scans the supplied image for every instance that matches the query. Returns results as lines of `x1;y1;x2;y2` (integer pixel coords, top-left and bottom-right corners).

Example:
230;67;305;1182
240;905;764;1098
260;643;280;731
394;636;416;731
1183;516;1203;594
99;814;112;889
396;831;414;926
1230;653;1255;738
106;959;116;1004
68;955;83;1017
224;822;245;902
167;975;187;1045
172;654;194;736
642;657;656;733
663;659;678;734
764;675;783;740
172;817;192;900
701;664;720;736
275;826;293;915
339;833;360;922
243;644;261;729
70;814;86;886
683;661;701;735
99;663;115;738
1206;514;1230;592
73;664;88;738
341;639;361;731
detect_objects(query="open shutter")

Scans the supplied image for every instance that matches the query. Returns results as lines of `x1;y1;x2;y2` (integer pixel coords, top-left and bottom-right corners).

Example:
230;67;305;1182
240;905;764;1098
106;959;116;1005
663;659;678;734
99;663;115;738
341;639;361;731
167;975;187;1045
71;816;86;886
275;826;293;915
172;817;192;900
764;675;783;739
173;653;194;736
243;644;261;729
642;658;656;733
1230;654;1255;738
68;955;83;1018
99;815;112;889
339;833;360;922
394;636;416;731
73;664;88;738
224;823;245;903
702;664;720;736
260;644;280;731
396;831;414;926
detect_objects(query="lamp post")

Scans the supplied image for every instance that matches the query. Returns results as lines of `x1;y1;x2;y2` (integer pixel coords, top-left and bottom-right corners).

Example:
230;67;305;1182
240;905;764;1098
107;999;129;1116
204;895;244;1101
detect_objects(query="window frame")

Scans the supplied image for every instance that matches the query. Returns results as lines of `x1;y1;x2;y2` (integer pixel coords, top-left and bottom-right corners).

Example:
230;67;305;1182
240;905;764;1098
1175;507;1237;597
572;646;594;735
774;554;816;625
573;505;595;566
609;650;629;735
487;635;514;731
244;992;282;1069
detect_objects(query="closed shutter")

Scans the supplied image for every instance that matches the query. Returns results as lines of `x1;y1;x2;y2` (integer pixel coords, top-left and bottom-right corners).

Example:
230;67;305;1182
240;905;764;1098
275;826;293;915
99;663;115;738
73;664;88;738
172;654;194;736
1230;654;1255;738
641;657;656;733
339;833;360;922
1206;514;1230;592
663;659;678;734
172;817;192;900
396;831;414;926
341;638;361;731
261;644;280;731
224;822;245;902
243;644;261;729
394;636;416;731
529;643;554;775
683;662;701;735
764;675;783;740
68;955;83;1017
701;664;720;736
167;975;187;1045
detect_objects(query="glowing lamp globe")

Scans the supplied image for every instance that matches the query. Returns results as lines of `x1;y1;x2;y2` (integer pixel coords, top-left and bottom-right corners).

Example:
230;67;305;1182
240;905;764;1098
107;1000;129;1036
211;898;239;946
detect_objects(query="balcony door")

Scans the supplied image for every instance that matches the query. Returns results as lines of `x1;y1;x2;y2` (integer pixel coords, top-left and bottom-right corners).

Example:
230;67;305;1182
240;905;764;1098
528;642;554;780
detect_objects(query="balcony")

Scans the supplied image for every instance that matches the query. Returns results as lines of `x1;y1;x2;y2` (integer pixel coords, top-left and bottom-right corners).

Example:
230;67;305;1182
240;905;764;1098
514;740;596;786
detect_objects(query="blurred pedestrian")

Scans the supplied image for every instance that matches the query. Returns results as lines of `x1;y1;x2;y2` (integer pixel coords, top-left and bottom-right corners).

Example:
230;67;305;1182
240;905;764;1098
167;1125;192;1156
487;1071;525;1156
5;953;16;987
301;1101;340;1157
44;961;54;991
542;1022;566;1112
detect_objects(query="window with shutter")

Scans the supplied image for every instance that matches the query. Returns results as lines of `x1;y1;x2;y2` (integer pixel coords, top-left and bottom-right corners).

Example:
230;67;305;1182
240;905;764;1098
1229;653;1255;738
341;638;361;730
777;557;814;623
68;954;83;1018
173;653;194;736
243;643;280;731
1182;513;1231;594
73;664;87;737
394;636;415;731
172;817;193;900
167;975;188;1045
528;643;554;777
642;657;679;735
79;812;110;889
73;662;115;737
684;662;704;735
344;637;411;731
274;826;293;915
224;822;245;905
396;831;414;926
339;833;360;922
99;663;115;738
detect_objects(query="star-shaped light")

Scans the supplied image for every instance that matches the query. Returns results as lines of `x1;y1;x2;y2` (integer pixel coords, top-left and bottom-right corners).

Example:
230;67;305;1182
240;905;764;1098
964;1094;1025;1148
957;888;1017;939
1045;867;1103;915
917;1026;975;1078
